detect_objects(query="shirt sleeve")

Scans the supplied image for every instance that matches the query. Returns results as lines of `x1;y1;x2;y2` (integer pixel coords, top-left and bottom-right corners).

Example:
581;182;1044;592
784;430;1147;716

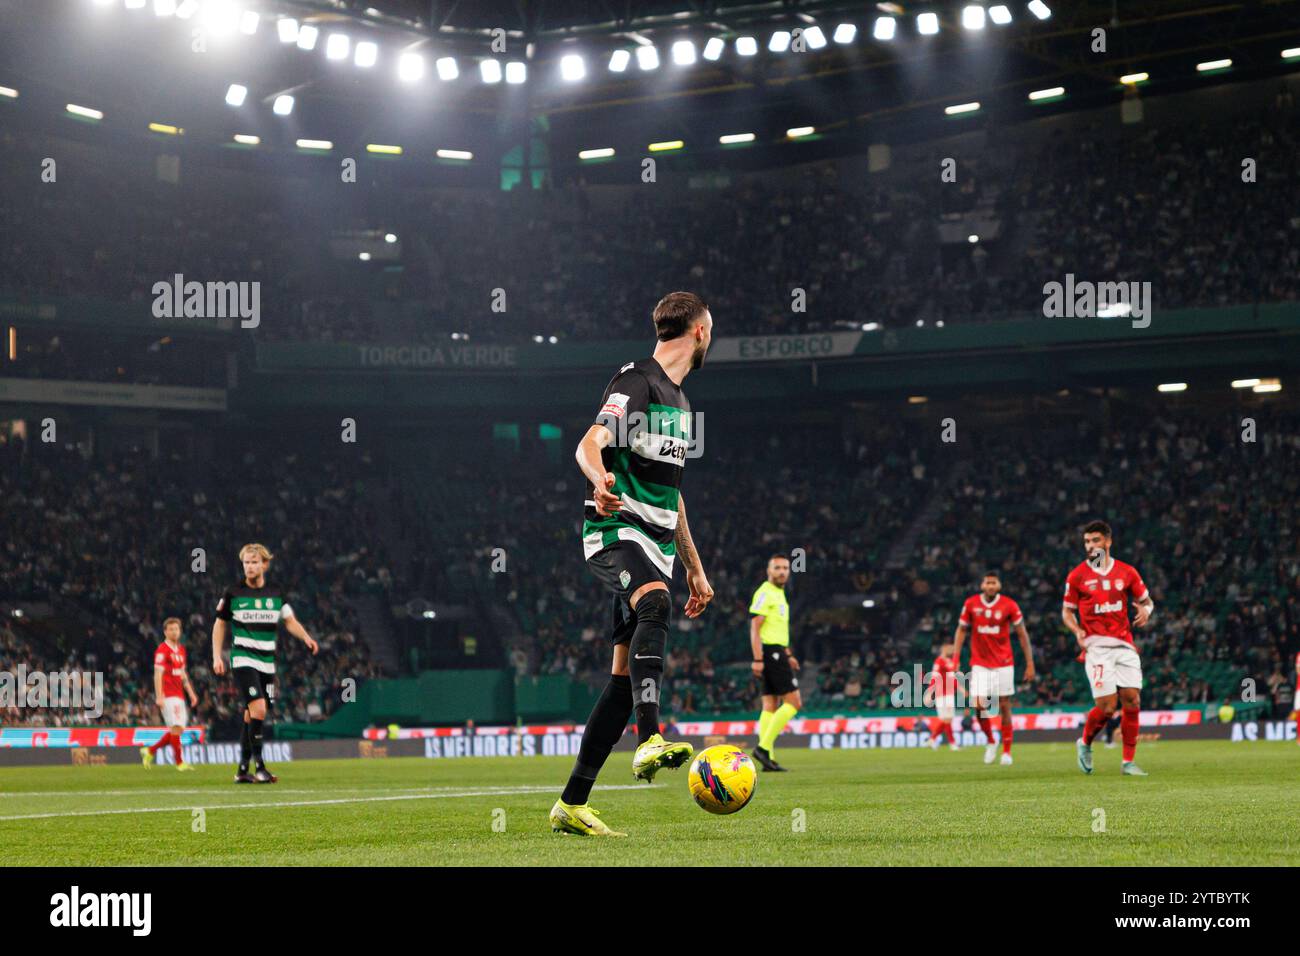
593;367;651;436
154;645;167;668
216;590;233;621
1009;600;1024;625
280;602;296;621
1129;568;1149;602
958;598;972;625
749;587;768;616
1063;572;1081;610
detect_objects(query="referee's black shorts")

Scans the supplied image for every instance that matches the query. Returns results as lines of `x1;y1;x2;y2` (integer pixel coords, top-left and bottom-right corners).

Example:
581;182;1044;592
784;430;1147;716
759;645;798;696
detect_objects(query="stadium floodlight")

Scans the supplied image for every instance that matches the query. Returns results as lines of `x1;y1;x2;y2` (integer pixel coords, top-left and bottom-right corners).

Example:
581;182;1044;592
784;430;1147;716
1196;58;1232;72
608;49;631;72
233;133;259;145
917;12;939;35
703;37;725;60
1028;85;1065;101
239;10;258;34
175;0;198;18
354;41;378;68
436;148;473;160
873;17;897;40
1120;71;1149;85
272;94;294;115
635;45;659;70
967;234;979;243
961;6;985;30
735;35;758;56
908;395;927;403
125;0;146;9
786;126;815;138
1027;0;1051;19
1253;380;1282;393
1157;383;1188;393
66;103;103;120
945;101;980;115
385;233;397;243
366;143;402;155
0;86;18;99
719;132;755;144
1231;378;1261;389
201;0;238;35
296;138;332;150
359;252;371;261
1283;47;1300;60
480;59;502;83
648;140;684;152
398;52;424;82
277;17;298;42
297;24;319;50
325;34;350;60
560;53;586;81
989;4;1012;24
505;61;526;84
768;30;791;52
833;23;857;44
579;147;615;160
224;83;248;106
148;122;182;135
436;57;459;80
672;40;697;65
153;0;177;15
92;0;113;6
803;26;827;49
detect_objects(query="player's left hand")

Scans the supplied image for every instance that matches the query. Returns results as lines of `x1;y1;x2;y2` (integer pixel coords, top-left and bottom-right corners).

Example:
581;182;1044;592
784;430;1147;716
683;570;713;618
305;636;320;655
189;693;199;708
1023;662;1036;681
1132;604;1152;629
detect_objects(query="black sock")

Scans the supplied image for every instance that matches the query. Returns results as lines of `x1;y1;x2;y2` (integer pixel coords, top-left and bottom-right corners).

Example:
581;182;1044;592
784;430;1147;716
239;720;251;771
250;718;265;767
628;590;670;743
561;674;633;805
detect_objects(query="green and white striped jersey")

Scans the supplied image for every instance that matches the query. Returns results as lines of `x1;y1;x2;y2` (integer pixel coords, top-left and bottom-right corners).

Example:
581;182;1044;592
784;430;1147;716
583;357;694;577
216;583;295;675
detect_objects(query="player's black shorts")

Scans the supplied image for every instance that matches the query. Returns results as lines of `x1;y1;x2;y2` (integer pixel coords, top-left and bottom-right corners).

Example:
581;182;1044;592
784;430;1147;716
760;645;798;696
233;666;277;711
586;541;672;645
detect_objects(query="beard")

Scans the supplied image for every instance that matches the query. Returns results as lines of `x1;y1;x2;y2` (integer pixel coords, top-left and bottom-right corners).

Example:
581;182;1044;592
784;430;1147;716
1086;547;1106;570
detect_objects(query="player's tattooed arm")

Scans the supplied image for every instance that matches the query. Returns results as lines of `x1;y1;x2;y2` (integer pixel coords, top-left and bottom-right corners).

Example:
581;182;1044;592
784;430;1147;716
677;495;713;618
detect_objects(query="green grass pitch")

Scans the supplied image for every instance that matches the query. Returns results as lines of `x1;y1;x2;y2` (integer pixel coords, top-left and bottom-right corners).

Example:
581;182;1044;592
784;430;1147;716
2;740;1297;866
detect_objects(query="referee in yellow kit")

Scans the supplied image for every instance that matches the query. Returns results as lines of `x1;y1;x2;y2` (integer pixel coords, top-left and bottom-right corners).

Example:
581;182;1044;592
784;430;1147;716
750;554;801;772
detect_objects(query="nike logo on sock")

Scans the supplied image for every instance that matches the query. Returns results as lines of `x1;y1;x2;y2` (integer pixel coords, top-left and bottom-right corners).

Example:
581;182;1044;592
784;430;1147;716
633;654;662;660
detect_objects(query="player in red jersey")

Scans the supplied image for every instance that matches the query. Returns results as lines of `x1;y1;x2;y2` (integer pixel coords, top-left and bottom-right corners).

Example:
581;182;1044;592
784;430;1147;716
927;643;960;751
140;617;199;772
1062;520;1155;776
951;572;1035;765
1292;651;1300;746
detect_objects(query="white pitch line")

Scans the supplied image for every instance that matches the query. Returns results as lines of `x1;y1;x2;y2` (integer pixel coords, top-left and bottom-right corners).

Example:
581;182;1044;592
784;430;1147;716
0;785;514;798
0;783;654;822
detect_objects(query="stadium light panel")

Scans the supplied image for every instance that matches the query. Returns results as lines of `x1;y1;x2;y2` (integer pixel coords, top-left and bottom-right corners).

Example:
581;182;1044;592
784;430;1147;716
1157;383;1188;393
272;94;294;115
436;57;459;80
648;140;684;152
961;6;985;30
560;54;586;81
354;41;378;68
1028;0;1051;19
92;0;113;6
325;34;350;60
297;24;319;51
635;45;659;70
125;0;146;9
1196;58;1232;72
239;10;258;34
1283;47;1300;60
786;126;815;138
436;149;473;160
277;17;298;42
398;52;424;82
608;49;631;72
967;234;979;243
803;26;827;49
359;252;371;261
66;103;103;120
945;101;980;115
505;61;526;84
989;4;1012;24
1028;86;1065;101
768;31;791;52
873;17;897;40
385;233;397;243
233;133;259;145
296;138;332;150
833;23;857;44
735;36;758;56
579;147;615;160
1120;71;1149;85
917;13;939;35
480;59;503;83
1253;380;1282;393
175;0;198;18
148;122;182;135
224;83;247;106
0;86;18;99
153;0;177;15
703;37;725;60
672;40;697;65
201;0;238;35
1231;378;1260;389
719;132;755;144
366;143;402;155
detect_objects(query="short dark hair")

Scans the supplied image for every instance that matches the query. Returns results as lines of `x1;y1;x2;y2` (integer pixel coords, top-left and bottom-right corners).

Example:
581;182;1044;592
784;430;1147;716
1082;520;1112;538
652;291;708;341
982;571;1000;581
